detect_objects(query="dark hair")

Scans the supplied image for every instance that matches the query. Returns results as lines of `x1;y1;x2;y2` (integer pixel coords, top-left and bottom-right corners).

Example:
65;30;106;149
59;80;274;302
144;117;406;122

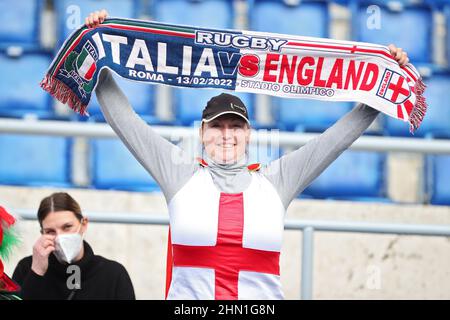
37;192;83;227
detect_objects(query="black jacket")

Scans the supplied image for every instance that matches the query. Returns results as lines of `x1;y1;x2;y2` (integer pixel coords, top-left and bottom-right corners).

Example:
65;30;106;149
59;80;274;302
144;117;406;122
12;241;135;300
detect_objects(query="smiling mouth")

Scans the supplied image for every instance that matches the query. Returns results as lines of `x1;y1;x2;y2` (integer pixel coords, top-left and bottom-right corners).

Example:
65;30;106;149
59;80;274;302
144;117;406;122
217;143;236;148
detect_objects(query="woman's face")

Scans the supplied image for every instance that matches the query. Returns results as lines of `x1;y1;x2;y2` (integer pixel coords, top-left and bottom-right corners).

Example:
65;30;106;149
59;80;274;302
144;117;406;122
200;114;251;164
41;211;87;236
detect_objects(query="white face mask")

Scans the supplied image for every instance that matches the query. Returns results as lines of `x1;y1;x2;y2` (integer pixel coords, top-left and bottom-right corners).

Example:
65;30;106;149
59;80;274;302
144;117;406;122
54;224;84;264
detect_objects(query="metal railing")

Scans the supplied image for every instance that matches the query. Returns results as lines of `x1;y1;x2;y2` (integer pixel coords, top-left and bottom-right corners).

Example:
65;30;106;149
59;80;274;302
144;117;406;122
2;117;450;153
16;209;450;300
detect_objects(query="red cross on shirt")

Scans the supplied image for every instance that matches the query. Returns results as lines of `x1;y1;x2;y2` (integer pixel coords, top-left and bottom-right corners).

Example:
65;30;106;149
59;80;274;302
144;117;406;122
167;193;280;300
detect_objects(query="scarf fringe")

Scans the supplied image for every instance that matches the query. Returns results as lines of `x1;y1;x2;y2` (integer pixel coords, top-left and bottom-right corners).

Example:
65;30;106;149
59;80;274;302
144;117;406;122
40;75;88;116
409;77;427;134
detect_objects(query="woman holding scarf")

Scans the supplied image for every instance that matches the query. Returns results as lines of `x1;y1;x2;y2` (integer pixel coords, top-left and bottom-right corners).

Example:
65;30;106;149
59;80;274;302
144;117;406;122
86;11;409;300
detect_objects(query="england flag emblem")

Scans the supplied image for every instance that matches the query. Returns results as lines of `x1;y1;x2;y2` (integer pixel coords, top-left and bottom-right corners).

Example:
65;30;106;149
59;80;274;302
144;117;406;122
75;41;98;81
377;69;411;104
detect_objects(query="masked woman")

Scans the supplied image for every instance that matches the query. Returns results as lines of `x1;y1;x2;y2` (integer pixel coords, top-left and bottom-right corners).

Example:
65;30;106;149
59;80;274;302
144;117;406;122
85;11;409;300
12;192;135;300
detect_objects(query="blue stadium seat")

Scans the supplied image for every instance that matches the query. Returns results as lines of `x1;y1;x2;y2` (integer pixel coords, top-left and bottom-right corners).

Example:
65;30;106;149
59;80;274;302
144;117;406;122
384;73;450;137
337;0;430;5
174;88;254;126
428;155;450;205
55;0;140;45
0;52;53;118
152;0;234;28
87;73;155;122
249;0;330;132
275;99;354;132
431;0;450;8
350;0;433;64
302;150;386;199
90;138;159;191
249;0;329;37
0;134;71;187
0;0;43;50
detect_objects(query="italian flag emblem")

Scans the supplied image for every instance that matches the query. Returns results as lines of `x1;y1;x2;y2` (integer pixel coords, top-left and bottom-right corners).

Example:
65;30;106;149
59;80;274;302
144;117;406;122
76;42;98;81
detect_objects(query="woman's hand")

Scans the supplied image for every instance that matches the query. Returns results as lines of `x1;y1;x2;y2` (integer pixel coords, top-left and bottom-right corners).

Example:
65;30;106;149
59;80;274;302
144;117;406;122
85;9;109;29
388;44;409;67
31;234;56;276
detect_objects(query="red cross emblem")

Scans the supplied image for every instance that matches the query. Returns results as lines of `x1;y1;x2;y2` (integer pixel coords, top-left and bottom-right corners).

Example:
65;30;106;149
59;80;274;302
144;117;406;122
166;193;280;300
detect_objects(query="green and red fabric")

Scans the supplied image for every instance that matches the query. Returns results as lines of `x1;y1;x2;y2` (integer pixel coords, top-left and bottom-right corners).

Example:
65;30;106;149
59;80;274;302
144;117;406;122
42;17;427;133
0;206;21;299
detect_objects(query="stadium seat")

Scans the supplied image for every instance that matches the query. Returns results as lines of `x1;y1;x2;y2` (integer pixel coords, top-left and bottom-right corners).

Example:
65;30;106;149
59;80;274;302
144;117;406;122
350;0;433;64
55;0;140;45
0;134;71;187
275;99;354;132
152;0;234;29
249;0;329;37
444;5;450;68
428;155;450;205
174;88;254;126
431;0;450;8
0;52;53;118
247;142;281;165
87;72;155;122
337;0;430;5
152;0;251;127
302;150;386;199
384;72;450;137
90;138;159;191
0;0;43;50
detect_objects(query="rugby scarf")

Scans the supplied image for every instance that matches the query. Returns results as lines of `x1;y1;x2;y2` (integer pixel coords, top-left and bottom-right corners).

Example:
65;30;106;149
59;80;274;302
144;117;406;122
41;18;427;132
